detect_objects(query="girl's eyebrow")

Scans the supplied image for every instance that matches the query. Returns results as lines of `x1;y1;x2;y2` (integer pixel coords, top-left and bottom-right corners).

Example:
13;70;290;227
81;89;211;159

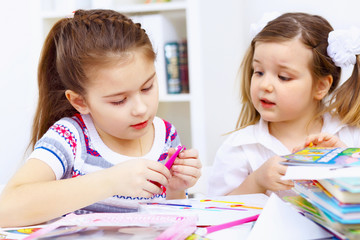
278;64;300;75
252;58;260;64
102;72;156;98
253;58;300;74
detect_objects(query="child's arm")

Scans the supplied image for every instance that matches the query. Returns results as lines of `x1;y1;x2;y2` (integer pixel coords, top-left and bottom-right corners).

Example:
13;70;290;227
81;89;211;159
165;148;202;199
227;156;293;195
0;158;171;228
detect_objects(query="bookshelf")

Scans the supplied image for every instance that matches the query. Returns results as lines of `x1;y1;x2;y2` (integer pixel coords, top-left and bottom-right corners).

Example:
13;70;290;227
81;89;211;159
39;0;202;159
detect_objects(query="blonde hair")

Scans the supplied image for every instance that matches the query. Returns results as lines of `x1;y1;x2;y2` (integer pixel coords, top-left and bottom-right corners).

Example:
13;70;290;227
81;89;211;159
30;9;155;149
326;57;360;126
236;12;341;131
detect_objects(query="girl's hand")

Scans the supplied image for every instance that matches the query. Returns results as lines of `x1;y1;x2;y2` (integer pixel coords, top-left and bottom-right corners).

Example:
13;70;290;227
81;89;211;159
105;159;171;198
253;156;293;192
304;133;346;148
166;148;202;194
293;133;346;152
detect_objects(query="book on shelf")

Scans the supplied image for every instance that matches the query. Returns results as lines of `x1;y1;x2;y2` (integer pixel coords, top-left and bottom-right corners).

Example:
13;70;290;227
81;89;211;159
318;178;360;204
164;41;181;94
164;40;190;94
282;147;360;166
178;40;189;93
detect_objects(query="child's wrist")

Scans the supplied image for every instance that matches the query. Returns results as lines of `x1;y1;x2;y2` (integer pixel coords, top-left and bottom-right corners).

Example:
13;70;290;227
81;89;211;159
166;189;186;199
250;172;267;193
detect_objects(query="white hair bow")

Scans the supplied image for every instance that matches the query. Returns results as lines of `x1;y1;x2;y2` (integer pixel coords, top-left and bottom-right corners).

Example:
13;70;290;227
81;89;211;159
327;27;360;85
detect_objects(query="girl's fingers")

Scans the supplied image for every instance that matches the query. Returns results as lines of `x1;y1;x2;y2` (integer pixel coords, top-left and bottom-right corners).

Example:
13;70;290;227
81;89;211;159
146;171;169;187
281;179;294;187
142;181;162;197
171;171;197;183
173;158;202;169
178;148;198;159
272;178;293;191
172;165;201;178
167;147;177;156
278;166;288;175
146;161;171;180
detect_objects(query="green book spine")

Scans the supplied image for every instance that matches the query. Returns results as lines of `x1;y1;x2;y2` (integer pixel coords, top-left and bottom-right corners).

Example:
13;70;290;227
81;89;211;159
164;42;181;94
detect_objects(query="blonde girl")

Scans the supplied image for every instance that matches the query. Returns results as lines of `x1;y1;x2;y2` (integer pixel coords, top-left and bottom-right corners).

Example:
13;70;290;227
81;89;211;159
0;9;201;227
208;12;360;197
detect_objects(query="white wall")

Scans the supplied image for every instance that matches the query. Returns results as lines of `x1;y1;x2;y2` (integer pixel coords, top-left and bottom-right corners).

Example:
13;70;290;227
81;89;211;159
197;0;243;165
0;1;41;184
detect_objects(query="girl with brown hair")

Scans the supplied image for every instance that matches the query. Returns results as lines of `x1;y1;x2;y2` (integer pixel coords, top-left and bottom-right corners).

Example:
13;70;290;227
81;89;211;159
0;9;201;227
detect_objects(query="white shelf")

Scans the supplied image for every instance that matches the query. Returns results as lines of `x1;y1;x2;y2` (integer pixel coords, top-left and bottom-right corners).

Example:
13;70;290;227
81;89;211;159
159;93;191;102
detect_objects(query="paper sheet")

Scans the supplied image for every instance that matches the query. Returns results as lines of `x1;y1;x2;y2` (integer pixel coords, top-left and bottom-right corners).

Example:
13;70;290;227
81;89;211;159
140;194;268;226
247;193;332;240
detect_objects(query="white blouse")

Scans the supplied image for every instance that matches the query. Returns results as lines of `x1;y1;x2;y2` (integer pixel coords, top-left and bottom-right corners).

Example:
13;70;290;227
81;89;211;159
208;113;360;197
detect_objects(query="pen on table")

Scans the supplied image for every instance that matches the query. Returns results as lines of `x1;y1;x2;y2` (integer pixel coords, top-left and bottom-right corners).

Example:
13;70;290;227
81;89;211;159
196;214;260;236
145;202;192;208
165;145;186;169
229;204;263;210
205;207;247;211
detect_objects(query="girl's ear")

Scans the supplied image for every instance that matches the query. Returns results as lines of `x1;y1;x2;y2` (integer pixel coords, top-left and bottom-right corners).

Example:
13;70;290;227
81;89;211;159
314;75;333;100
65;90;90;114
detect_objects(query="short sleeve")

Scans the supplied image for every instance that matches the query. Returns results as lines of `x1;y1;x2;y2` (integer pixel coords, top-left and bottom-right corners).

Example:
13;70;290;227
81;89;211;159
207;142;251;196
27;118;81;180
163;120;181;148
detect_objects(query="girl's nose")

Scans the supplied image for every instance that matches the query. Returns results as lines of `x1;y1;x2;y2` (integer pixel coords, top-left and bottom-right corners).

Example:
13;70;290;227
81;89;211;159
131;95;147;116
259;74;274;92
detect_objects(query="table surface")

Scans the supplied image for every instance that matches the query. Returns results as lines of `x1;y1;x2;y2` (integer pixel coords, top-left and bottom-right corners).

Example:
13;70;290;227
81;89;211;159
0;191;267;239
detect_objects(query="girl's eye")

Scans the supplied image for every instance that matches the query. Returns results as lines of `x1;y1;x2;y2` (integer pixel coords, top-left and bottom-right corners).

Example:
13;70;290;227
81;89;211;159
142;84;153;92
279;75;291;81
253;71;264;77
111;98;126;106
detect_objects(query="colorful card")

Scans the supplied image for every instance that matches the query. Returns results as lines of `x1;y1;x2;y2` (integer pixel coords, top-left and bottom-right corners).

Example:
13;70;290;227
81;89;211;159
282;147;360;166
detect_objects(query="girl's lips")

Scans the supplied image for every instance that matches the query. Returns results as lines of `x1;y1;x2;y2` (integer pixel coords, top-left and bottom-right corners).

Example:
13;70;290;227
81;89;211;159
260;98;275;108
131;120;148;130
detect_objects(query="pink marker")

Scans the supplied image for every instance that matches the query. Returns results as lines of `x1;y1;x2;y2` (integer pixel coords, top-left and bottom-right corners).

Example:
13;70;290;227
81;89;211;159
165;145;186;169
196;214;259;235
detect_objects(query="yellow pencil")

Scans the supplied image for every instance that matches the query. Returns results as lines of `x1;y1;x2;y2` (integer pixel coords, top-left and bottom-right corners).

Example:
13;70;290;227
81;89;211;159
230;204;263;210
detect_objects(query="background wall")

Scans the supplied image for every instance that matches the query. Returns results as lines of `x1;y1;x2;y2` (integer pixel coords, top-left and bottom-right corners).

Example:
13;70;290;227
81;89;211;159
0;1;41;184
1;0;360;187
